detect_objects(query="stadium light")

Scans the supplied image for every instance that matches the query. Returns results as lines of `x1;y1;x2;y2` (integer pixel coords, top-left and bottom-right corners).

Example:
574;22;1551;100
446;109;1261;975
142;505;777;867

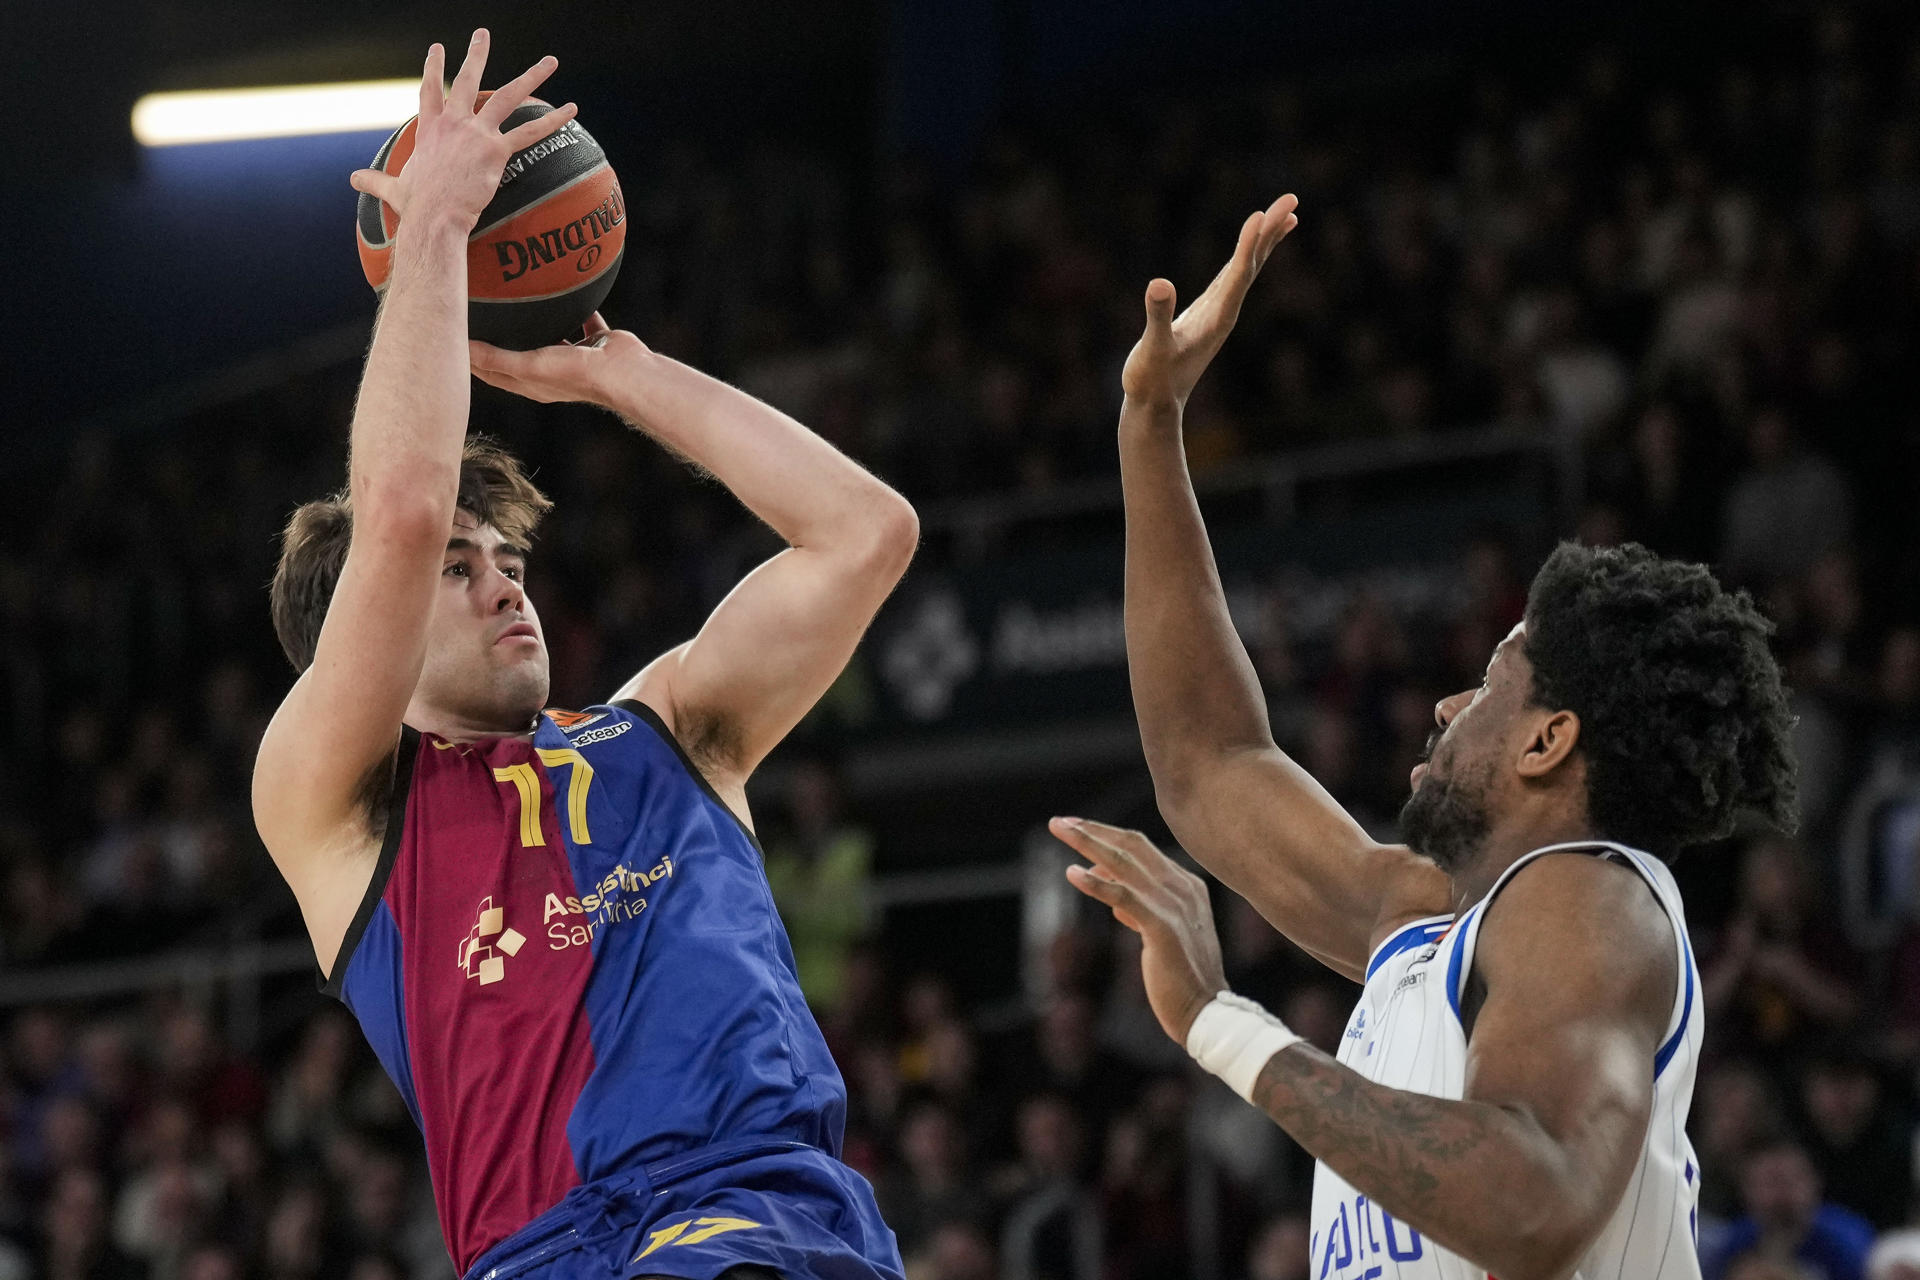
132;79;422;146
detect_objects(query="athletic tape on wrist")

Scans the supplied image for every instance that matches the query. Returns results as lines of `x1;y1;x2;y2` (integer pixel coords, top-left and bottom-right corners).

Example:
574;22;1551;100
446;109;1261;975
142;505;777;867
1184;991;1303;1103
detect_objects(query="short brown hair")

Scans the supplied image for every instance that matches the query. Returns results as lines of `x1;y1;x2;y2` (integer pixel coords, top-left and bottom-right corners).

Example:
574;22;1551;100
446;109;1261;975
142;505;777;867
270;436;553;673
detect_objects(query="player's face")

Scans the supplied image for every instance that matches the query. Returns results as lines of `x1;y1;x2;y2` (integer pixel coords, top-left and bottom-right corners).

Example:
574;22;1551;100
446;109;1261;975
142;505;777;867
1398;622;1532;871
413;513;550;732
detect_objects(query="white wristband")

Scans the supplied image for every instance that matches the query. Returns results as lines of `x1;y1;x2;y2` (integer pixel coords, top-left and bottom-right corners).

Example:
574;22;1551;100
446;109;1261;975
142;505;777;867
1185;991;1303;1104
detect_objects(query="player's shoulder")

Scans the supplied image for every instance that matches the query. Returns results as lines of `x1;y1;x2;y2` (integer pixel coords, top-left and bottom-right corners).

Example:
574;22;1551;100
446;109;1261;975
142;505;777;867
1485;847;1673;951
1475;847;1678;1022
543;700;758;837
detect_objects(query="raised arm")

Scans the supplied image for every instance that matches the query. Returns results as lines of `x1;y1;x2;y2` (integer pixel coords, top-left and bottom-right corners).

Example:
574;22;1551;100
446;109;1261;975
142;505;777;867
1117;196;1447;978
1057;820;1676;1280
469;319;918;810
251;33;574;972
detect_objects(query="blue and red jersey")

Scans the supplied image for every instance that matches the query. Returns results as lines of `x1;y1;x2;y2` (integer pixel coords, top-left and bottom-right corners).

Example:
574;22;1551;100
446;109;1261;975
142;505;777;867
323;700;884;1276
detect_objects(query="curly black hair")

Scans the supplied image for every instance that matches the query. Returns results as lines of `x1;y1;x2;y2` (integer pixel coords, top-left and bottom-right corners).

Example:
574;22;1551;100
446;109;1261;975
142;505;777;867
1522;541;1797;858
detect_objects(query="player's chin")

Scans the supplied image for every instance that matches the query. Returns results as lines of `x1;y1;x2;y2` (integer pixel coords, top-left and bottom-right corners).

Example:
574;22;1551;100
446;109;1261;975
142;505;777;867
498;639;547;662
494;659;550;714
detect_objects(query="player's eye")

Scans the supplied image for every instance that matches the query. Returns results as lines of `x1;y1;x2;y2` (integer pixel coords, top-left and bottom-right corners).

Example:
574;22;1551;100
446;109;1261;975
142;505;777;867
502;565;522;581
444;562;469;578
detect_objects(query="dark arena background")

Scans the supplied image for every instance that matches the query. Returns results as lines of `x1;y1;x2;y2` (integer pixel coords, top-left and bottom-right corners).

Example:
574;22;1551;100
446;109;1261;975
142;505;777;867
6;0;1920;1277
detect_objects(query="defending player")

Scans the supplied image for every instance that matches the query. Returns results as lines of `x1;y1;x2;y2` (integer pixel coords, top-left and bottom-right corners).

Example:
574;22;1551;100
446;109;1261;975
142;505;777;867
1052;196;1796;1280
253;33;912;1280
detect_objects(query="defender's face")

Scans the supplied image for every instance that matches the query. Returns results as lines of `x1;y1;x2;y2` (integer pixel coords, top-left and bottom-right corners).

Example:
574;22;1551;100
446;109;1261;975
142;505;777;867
1399;621;1537;869
1414;621;1533;795
414;514;550;732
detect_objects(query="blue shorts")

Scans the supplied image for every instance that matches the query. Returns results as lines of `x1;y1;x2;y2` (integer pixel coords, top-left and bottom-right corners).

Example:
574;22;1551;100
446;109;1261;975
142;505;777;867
462;1140;904;1280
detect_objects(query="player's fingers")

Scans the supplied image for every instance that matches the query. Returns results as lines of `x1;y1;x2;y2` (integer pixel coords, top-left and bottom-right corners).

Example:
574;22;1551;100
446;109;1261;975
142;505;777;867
349;169;400;204
1049;817;1152;885
1235;207;1264;264
1141;278;1177;349
448;29;491;112
1174;228;1248;344
1069;816;1153;853
418;44;446;120
1114;827;1184;883
1218;211;1265;298
481;55;558;126
470;365;522;392
468;339;536;375
473;367;555;403
1065;865;1147;935
580;312;612;340
1254;194;1300;267
502;102;578;151
1050;816;1124;873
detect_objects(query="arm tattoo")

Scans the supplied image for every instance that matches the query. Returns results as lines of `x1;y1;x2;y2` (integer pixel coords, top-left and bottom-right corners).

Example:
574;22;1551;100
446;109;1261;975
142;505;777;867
1250;1045;1531;1234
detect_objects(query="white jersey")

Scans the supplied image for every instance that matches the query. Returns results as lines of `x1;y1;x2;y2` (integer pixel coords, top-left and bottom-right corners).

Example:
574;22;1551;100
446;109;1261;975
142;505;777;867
1308;841;1703;1280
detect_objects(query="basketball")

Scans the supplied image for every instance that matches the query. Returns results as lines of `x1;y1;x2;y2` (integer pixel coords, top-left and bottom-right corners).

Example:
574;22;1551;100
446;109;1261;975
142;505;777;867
355;94;625;350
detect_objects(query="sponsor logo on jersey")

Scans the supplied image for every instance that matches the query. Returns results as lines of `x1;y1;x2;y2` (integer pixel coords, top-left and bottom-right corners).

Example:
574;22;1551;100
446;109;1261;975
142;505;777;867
541;857;674;951
569;721;631;748
542;709;605;731
457;897;527;986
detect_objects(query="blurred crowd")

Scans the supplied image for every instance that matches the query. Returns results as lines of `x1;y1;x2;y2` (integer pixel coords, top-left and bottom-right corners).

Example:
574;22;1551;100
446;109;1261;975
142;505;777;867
8;3;1920;1278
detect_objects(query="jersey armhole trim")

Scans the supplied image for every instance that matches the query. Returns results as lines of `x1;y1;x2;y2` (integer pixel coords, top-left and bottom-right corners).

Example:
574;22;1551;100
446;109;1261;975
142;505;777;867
319;726;419;1000
1445;903;1481;1025
1610;848;1696;1079
613;699;766;856
1366;915;1454;981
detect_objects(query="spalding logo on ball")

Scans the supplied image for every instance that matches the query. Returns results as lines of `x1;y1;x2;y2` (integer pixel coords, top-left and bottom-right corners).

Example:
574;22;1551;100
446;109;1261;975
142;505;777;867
356;93;625;350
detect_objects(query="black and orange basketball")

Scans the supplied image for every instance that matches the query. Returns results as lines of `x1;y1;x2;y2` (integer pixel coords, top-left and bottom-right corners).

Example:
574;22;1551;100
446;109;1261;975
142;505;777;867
355;94;625;350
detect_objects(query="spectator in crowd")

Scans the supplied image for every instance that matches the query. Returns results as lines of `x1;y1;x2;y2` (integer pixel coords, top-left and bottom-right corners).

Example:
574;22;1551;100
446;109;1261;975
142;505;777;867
0;1147;28;1260
1868;1230;1920;1280
1003;994;1142;1146
1098;1080;1191;1280
112;1153;214;1280
266;1010;356;1160
1243;1214;1311;1280
1703;837;1862;1062
1720;409;1853;591
203;1121;270;1260
1706;1138;1876;1280
1796;1049;1914;1229
875;1101;989;1257
764;756;876;1016
907;1219;999;1280
36;1169;141;1280
994;1094;1098;1280
259;1180;340;1280
1696;1061;1790;1227
1722;1253;1824;1280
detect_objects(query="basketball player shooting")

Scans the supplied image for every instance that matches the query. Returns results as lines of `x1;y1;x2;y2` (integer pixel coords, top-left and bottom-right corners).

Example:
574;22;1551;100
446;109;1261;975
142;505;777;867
1051;195;1797;1280
253;32;912;1280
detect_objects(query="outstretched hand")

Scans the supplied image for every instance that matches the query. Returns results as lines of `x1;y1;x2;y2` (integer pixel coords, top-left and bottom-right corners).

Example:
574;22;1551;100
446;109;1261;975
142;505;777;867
470;313;649;404
348;29;577;233
1051;817;1228;1045
1121;193;1299;411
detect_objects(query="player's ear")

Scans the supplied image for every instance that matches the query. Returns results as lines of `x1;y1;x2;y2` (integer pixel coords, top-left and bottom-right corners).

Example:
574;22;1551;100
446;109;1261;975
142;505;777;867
1515;708;1580;779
